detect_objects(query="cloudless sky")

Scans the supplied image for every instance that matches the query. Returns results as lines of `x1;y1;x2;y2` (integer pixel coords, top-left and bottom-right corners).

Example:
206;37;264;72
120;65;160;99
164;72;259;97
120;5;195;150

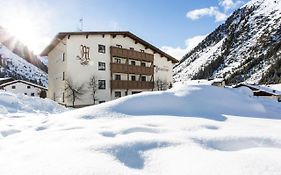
0;0;249;56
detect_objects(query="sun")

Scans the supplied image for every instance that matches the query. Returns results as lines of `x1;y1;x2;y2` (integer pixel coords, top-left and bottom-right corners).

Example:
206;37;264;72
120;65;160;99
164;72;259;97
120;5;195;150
0;1;53;55
4;12;42;54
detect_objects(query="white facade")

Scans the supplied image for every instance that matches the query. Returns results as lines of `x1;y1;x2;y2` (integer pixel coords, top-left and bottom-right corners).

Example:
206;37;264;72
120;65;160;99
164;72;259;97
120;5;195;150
0;80;47;97
43;32;178;107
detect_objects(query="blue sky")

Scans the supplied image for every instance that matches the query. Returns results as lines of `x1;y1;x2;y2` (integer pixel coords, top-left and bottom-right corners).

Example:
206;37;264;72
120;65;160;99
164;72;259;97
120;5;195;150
0;0;249;58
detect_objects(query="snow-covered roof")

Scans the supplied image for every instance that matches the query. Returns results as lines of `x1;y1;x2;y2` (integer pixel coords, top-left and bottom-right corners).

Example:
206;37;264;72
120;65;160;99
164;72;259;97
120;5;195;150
235;83;281;96
0;79;47;90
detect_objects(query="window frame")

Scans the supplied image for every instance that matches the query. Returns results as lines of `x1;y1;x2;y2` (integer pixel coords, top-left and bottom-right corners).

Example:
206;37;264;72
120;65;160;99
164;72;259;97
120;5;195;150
98;44;106;53
98;80;106;89
115;58;121;64
131;75;136;81
115;74;121;80
98;62;106;71
115;91;122;98
131;60;136;66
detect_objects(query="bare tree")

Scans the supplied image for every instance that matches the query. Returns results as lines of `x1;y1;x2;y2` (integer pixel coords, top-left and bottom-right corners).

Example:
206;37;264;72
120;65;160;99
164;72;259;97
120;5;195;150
65;78;86;107
155;78;169;91
88;75;98;105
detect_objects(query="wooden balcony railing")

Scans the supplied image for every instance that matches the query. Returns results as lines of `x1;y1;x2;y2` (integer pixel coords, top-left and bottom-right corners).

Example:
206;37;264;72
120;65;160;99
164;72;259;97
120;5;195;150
111;63;154;75
110;46;154;62
111;80;154;89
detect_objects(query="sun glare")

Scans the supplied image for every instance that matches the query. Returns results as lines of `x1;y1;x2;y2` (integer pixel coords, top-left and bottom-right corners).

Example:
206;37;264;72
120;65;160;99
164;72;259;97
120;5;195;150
0;1;52;54
4;12;42;53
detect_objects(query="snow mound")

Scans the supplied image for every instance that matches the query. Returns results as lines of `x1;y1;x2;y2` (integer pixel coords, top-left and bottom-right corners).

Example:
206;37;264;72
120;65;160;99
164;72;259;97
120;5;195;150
1;82;281;175
0;90;66;114
72;82;281;121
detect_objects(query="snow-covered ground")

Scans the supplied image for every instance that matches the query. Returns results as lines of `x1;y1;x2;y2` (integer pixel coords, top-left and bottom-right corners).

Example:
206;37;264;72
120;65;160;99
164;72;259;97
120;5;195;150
0;82;281;175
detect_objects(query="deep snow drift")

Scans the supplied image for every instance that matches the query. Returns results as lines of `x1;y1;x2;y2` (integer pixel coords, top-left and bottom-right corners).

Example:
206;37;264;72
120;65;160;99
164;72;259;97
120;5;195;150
0;82;281;175
0;90;66;114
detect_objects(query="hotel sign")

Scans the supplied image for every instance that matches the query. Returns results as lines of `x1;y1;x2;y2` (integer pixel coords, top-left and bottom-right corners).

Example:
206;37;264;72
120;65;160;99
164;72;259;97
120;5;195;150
77;45;90;65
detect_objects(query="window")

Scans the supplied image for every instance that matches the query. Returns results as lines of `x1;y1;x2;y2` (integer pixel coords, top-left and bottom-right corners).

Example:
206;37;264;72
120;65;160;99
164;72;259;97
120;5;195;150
62;72;65;81
115;74;121;80
99;101;105;104
98;62;106;71
98;44;106;53
132;91;141;94
141;62;146;67
12;86;16;89
140;49;145;53
115;91;122;98
131;75;136;81
130;47;134;50
125;91;128;96
27;85;31;89
62;53;65;62
62;92;65;103
116;44;122;48
131;61;136;65
98;80;106;89
115;58;121;63
24;93;27;95
141;76;146;82
31;93;35;96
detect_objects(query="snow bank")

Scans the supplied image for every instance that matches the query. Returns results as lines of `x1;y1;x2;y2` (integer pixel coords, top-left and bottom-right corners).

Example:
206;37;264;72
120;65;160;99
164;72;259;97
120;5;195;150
0;90;66;114
70;82;281;121
0;82;281;175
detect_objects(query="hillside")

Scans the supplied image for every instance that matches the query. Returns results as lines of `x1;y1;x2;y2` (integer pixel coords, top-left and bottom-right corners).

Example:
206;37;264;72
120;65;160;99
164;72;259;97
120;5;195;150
0;27;48;86
0;82;281;175
174;0;281;85
0;44;48;86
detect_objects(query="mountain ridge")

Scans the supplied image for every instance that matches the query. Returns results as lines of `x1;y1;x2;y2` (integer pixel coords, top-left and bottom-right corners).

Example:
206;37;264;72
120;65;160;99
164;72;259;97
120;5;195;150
0;26;48;86
174;0;281;85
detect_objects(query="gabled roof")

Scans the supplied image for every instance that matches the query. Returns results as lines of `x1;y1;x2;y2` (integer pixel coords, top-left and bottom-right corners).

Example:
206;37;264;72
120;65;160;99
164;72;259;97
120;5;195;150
40;31;178;63
234;83;281;96
0;79;47;90
0;77;14;85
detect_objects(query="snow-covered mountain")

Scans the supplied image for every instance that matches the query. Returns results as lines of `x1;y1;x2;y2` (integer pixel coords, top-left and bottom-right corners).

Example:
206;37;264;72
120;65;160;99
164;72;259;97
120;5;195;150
174;0;281;85
0;26;48;86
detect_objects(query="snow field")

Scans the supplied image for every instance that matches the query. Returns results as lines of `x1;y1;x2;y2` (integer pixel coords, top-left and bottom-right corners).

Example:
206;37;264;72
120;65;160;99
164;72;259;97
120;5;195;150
0;82;281;175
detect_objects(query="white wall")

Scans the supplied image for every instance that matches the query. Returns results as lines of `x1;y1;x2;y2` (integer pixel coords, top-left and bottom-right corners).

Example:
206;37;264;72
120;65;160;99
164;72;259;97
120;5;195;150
48;38;67;102
3;82;43;97
65;34;112;106
48;33;175;106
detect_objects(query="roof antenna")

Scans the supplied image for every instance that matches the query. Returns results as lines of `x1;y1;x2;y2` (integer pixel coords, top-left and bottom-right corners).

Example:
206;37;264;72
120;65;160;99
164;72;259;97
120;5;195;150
78;18;84;31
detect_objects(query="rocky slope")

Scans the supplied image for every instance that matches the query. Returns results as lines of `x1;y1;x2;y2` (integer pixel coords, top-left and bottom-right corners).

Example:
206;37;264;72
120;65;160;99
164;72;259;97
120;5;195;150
0;26;47;86
174;0;281;85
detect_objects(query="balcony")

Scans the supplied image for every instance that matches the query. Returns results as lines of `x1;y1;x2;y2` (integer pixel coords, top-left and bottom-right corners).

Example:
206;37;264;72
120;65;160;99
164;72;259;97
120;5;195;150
110;46;154;62
111;80;154;89
111;63;154;75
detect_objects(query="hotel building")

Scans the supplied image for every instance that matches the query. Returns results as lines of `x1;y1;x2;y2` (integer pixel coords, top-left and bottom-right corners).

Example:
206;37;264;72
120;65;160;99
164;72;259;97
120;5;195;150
41;31;178;107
